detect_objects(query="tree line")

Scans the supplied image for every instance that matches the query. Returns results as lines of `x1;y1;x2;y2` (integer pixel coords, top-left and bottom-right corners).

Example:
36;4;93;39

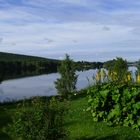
0;52;59;80
0;52;104;81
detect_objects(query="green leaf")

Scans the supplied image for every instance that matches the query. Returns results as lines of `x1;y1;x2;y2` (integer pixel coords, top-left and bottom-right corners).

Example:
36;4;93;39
88;98;93;103
137;118;140;126
92;112;96;117
133;102;140;110
100;90;109;98
86;106;91;111
98;111;104;117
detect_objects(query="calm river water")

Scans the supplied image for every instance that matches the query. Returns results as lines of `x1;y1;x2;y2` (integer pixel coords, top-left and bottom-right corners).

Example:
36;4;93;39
0;70;98;102
0;67;137;102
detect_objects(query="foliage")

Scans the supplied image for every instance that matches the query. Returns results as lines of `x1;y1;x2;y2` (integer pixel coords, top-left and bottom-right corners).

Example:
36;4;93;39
137;73;140;83
65;97;140;140
0;52;59;80
104;57;128;82
74;61;103;71
0;52;59;62
87;82;140;130
92;69;109;85
5;97;67;140
55;54;78;99
1;97;140;140
137;59;140;72
136;61;140;83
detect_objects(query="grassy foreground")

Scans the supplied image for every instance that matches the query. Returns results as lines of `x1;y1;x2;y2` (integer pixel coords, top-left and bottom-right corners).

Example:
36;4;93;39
64;97;140;140
0;97;140;140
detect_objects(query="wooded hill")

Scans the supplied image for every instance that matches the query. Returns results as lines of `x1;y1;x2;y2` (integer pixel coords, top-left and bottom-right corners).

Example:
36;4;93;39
0;52;59;80
0;52;104;80
0;52;59;62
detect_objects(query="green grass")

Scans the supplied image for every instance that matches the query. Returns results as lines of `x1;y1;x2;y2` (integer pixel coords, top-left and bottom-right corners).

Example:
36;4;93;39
0;97;140;140
64;97;140;140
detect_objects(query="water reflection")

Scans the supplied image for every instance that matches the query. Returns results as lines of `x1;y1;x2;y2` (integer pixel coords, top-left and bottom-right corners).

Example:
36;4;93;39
0;70;98;102
0;67;138;103
0;86;4;94
0;73;59;102
128;66;138;82
0;71;4;84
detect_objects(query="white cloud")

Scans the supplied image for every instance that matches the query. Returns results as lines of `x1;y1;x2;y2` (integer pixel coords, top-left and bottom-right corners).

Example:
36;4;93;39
0;21;134;59
0;0;140;61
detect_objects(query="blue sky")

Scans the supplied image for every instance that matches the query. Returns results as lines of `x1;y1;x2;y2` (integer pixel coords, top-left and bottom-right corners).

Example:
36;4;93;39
0;0;140;61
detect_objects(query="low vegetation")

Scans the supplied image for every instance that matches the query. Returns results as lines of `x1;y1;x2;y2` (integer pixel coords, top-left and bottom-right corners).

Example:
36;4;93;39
2;97;68;140
65;96;140;140
1;95;140;140
1;55;140;139
87;82;140;130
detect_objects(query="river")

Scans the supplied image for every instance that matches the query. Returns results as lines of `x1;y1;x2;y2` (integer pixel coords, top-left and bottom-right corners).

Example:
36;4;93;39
0;67;137;102
0;69;98;102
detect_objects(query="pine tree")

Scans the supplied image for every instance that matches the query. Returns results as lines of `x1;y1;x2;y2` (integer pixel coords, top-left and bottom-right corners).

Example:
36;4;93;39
55;54;78;99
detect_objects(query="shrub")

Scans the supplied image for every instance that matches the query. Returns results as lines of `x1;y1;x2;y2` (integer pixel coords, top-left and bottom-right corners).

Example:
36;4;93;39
104;57;128;82
5;97;67;140
55;54;78;99
87;82;140;130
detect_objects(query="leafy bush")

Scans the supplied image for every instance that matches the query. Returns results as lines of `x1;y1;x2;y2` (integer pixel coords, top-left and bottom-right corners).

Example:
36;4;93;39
104;57;128;82
55;54;78;99
87;82;140;130
5;97;67;140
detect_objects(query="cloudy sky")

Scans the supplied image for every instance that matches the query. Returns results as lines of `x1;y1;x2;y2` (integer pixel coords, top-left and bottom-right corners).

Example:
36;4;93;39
0;0;140;61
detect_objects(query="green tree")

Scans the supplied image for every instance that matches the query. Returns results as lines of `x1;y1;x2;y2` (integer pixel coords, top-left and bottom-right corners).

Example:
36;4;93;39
106;57;128;82
137;59;140;72
55;54;78;99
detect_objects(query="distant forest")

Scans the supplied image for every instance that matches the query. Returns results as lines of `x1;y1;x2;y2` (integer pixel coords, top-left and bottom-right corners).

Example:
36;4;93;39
0;52;59;80
0;52;103;81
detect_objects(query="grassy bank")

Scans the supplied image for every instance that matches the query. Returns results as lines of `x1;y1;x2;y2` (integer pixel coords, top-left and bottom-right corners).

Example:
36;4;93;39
0;96;140;140
65;97;140;140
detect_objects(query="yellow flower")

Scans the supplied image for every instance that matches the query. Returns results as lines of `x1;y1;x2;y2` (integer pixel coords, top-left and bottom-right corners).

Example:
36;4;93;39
101;69;106;81
125;73;132;82
127;74;131;81
137;74;140;82
108;71;117;81
95;70;101;82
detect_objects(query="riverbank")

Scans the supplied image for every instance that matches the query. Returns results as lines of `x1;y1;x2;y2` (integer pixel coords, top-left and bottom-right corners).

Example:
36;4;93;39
0;94;140;140
64;97;140;140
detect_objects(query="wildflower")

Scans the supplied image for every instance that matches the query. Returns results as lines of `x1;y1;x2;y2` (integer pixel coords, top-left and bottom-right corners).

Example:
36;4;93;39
95;70;101;83
127;73;132;82
137;74;140;83
108;71;117;81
